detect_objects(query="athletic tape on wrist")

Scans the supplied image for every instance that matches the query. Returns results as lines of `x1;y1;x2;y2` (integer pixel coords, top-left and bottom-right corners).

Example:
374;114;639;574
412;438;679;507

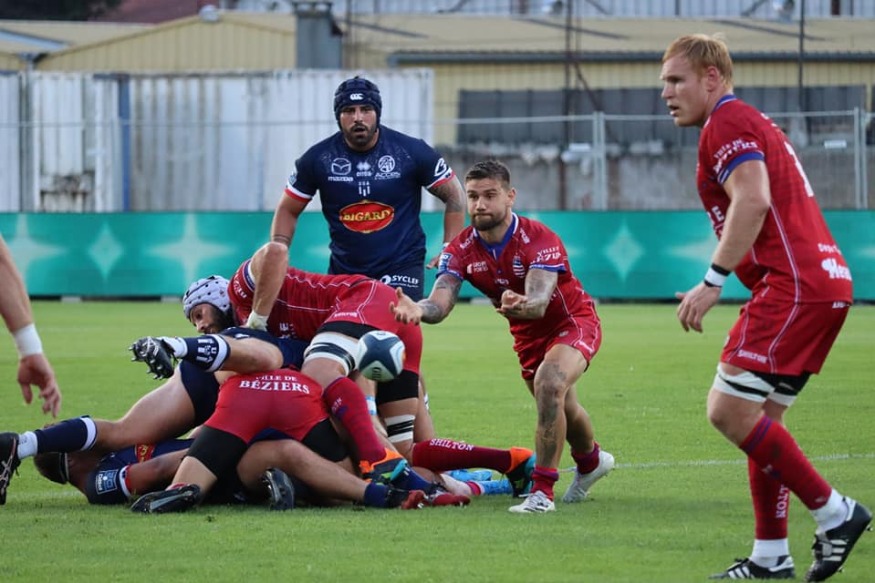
245;312;269;331
703;264;729;288
14;323;43;357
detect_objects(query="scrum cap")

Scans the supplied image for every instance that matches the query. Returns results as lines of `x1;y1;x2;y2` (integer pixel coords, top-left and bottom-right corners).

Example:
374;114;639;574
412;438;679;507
183;275;231;319
333;76;382;123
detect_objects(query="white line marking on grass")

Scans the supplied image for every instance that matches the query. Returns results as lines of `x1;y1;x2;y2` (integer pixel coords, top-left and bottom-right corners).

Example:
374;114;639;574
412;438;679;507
559;452;875;472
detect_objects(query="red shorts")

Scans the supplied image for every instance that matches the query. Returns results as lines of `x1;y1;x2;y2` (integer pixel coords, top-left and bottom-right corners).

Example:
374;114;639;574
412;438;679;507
326;281;422;375
514;315;602;381
722;299;849;376
205;370;328;444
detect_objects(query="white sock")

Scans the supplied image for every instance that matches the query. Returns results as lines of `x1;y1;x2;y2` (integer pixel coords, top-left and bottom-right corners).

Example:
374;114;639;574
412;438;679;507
811;489;848;532
16;431;38;459
751;539;790;567
160;336;188;357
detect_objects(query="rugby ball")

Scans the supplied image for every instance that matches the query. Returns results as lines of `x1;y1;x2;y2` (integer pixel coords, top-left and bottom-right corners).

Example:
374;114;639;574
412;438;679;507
355;330;406;382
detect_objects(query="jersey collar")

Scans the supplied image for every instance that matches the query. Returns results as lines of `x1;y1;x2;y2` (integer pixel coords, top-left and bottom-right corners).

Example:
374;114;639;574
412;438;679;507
474;212;518;259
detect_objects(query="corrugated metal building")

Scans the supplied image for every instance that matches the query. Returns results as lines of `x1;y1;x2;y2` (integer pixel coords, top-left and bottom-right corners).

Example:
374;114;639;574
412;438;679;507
339;14;875;143
1;10;873;211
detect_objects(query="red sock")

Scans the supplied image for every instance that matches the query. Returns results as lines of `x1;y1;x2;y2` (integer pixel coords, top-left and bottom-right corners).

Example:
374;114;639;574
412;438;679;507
740;416;832;510
749;457;790;540
323;377;384;464
411;438;510;472
571;441;600;474
530;465;559;500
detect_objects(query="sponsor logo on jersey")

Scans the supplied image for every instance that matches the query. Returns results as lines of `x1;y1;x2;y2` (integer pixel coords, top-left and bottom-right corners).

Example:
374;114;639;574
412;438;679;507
339;200;395;233
232;279;249;300
135;444;156;463
821;257;852;281
438;253;452;271
375;156;400;180
468;261;488;274
378;156;395;173
331;158;352;175
356;161;372;177
433;157;452;181
737;349;767;364
380;274;420;287
238;375;311;393
96;469;120;494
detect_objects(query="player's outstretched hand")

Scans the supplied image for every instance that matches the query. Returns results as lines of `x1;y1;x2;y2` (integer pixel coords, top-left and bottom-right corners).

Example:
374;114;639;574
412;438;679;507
675;282;721;333
17;353;61;417
390;287;422;325
496;289;526;318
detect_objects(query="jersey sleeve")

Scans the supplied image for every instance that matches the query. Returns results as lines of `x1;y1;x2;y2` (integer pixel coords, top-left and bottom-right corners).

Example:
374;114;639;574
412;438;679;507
435;239;465;281
702;115;766;185
414;139;455;190
285;149;319;202
527;224;569;274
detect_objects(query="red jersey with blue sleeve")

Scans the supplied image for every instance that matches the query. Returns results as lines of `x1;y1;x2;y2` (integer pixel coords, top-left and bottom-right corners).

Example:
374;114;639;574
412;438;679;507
285;126;455;276
698;95;852;303
437;214;597;344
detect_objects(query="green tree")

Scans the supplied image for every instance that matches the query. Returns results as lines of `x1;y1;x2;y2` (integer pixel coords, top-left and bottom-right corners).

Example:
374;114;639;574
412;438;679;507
0;0;122;21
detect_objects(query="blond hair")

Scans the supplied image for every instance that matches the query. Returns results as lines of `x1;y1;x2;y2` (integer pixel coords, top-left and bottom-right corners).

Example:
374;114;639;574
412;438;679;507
663;33;733;86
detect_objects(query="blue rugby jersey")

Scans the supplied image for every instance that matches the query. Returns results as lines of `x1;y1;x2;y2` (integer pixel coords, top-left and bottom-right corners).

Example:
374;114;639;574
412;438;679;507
285;125;455;276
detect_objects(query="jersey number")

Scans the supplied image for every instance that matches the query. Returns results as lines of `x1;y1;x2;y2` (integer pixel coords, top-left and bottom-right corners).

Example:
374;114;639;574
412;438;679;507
784;142;815;198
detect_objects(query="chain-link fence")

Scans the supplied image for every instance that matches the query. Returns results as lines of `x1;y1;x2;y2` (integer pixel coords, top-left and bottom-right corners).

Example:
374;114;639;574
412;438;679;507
2;109;871;212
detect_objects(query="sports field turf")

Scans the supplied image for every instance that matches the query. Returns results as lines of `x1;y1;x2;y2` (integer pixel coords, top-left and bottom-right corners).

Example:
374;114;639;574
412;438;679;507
1;301;873;582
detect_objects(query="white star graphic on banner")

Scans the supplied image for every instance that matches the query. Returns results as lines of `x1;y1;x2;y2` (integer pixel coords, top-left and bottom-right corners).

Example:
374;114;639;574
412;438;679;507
88;222;124;280
667;233;717;263
603;222;644;281
4;215;66;278
149;213;235;284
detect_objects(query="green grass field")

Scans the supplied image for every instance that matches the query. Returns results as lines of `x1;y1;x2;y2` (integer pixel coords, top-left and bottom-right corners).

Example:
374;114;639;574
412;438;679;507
1;301;873;582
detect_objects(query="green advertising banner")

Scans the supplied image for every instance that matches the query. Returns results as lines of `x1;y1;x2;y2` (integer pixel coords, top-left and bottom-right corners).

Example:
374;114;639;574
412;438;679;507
2;211;873;301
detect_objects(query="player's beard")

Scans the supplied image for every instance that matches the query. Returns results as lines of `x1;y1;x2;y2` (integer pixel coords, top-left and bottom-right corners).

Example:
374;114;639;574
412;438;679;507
471;208;507;232
344;123;378;150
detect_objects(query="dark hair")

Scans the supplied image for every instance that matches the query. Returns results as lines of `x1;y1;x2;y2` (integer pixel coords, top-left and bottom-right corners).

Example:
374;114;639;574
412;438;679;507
464;159;511;187
333;76;382;123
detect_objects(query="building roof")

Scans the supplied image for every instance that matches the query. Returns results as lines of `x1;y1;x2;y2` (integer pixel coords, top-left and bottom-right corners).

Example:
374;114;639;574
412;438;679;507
0;20;147;57
340;15;875;63
2;12;873;71
92;0;201;24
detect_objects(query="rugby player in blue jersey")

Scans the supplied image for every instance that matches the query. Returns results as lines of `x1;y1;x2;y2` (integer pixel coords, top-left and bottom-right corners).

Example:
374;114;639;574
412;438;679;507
247;76;466;446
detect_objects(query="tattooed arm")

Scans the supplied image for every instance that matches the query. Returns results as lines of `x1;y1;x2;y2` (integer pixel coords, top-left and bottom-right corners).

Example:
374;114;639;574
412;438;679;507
390;274;462;325
496;268;557;320
426;177;466;269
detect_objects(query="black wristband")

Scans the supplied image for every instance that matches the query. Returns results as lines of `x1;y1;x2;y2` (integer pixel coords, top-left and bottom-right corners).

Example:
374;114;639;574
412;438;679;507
710;263;730;276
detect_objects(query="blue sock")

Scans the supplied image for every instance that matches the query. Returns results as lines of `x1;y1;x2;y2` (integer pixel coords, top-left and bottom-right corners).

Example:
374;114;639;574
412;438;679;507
34;416;97;453
363;482;390;507
393;467;434;492
474;478;514;496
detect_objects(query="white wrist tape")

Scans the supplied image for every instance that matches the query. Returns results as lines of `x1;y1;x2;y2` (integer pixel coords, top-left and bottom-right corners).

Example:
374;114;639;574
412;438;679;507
703;264;729;288
366;395;377;416
14;323;43;357
245;311;269;331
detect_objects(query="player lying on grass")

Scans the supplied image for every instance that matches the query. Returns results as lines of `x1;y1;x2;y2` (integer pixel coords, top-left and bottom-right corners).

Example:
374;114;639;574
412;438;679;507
34;435;437;511
128;366;470;513
156;271;538;496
